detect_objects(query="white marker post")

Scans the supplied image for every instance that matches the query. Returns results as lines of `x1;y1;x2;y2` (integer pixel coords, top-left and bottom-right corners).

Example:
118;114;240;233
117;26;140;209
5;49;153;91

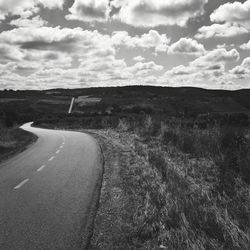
68;97;75;114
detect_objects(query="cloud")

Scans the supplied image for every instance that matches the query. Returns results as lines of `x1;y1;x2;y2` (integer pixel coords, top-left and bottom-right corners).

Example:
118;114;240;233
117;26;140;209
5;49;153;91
0;0;64;21
0;44;24;62
0;26;112;55
165;64;195;76
133;56;145;62
23;57;164;89
113;0;208;27
230;65;250;76
111;30;170;52
25;50;73;68
242;57;250;68
230;57;250;77
163;48;242;88
39;0;65;10
0;26;121;88
168;38;205;56
66;0;110;22
211;0;250;29
130;61;164;75
0;0;37;20
191;48;240;68
163;64;230;89
0;24;168;89
240;40;250;50
10;15;48;28
195;23;249;39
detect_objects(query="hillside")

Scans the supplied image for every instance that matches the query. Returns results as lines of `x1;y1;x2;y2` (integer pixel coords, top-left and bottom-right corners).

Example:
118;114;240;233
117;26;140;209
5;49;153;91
0;87;250;128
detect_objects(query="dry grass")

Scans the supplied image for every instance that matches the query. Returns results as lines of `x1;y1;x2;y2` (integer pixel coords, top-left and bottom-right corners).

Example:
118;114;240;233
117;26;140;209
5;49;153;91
113;117;250;249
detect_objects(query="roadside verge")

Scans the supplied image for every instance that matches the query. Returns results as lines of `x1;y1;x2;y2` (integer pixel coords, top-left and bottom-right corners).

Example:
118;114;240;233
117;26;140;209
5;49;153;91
0;128;37;164
86;129;137;249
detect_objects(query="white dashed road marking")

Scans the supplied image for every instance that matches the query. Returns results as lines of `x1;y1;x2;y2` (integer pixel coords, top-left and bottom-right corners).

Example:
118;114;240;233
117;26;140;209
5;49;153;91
14;179;29;190
13;134;66;191
37;165;46;172
48;156;55;162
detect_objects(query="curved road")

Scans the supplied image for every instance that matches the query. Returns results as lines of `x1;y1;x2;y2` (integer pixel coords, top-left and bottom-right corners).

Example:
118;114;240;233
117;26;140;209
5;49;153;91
0;123;103;250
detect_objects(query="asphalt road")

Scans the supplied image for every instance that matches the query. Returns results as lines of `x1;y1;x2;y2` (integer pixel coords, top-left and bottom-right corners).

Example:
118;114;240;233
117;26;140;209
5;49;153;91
0;123;103;250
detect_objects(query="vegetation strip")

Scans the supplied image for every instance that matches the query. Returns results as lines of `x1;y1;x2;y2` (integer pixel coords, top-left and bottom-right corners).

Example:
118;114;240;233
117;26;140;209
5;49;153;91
88;117;250;249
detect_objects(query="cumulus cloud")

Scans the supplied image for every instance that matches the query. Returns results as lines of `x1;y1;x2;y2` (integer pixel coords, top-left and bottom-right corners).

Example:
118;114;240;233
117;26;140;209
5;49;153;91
0;0;64;21
230;57;250;77
0;26;112;55
130;61;164;75
168;38;205;56
1;0;248;90
133;56;145;62
113;0;208;27
39;0;65;10
163;64;230;89
0;26;115;88
163;48;241;89
240;40;250;50
10;15;48;28
0;24;168;89
66;0;110;22
242;57;250;68
165;64;195;76
191;48;240;68
0;44;25;62
0;0;37;20
25;50;73;68
211;0;250;29
195;23;249;39
111;30;170;52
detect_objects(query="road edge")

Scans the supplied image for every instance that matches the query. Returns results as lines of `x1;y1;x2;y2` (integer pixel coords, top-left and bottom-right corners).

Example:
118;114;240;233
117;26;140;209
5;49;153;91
27;125;106;250
80;135;105;250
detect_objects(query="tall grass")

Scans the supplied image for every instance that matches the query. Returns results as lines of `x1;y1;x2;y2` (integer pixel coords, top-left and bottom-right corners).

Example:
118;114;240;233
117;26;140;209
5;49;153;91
118;116;250;249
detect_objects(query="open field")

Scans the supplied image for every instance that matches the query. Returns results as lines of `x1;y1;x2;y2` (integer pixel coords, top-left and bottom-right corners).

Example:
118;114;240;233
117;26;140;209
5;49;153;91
0;86;250;249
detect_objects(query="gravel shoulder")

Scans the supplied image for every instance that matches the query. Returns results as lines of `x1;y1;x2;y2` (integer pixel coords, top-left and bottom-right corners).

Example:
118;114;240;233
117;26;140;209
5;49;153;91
86;129;137;250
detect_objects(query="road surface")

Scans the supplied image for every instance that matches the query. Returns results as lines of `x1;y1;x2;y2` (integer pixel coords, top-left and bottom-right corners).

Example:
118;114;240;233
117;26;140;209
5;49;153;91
0;123;103;250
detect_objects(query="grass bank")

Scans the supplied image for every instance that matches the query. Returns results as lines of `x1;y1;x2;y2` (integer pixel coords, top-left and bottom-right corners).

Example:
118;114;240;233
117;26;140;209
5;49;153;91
87;116;250;249
0;126;37;164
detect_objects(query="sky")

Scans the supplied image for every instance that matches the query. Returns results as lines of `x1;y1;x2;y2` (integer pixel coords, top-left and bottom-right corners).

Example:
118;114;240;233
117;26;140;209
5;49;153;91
0;0;250;90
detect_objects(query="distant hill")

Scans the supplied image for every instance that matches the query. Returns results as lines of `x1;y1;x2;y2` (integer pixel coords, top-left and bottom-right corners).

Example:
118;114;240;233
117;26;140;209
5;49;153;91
0;86;250;126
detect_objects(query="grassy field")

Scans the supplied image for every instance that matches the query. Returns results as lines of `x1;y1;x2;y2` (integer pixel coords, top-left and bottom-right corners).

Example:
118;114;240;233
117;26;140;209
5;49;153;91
0;86;249;248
